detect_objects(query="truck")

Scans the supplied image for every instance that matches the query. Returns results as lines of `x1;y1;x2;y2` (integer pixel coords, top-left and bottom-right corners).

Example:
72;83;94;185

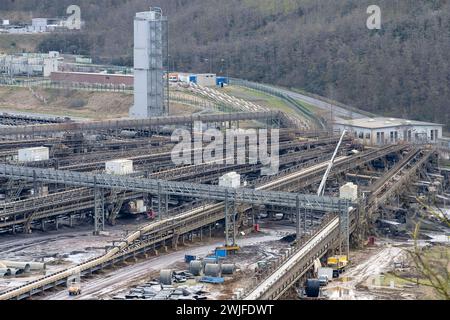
327;255;348;278
317;267;333;286
318;275;328;287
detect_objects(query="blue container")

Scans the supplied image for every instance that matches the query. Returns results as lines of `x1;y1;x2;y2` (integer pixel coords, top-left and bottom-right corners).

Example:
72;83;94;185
216;77;228;86
189;75;197;84
215;249;227;258
185;255;197;263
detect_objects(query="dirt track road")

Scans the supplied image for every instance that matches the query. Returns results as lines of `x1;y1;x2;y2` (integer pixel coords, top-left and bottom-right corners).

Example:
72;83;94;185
323;243;406;300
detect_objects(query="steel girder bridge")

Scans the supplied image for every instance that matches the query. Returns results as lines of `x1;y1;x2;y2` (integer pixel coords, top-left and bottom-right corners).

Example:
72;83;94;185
0;164;350;213
0;161;352;237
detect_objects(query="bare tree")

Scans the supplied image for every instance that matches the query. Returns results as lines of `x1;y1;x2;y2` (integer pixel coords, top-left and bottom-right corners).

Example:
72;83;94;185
394;199;450;300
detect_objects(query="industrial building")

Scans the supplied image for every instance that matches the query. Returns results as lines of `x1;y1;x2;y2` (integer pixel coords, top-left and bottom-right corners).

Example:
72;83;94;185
0;16;81;34
50;71;134;86
129;8;168;119
0;52;61;77
178;73;220;87
192;74;217;87
334;117;443;146
31;18;49;32
175;73;229;87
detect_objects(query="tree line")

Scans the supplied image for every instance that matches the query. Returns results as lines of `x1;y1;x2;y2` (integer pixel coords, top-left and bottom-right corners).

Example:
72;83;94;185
2;0;449;130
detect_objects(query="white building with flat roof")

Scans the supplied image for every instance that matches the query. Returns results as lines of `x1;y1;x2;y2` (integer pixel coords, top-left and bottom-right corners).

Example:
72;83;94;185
31;18;48;32
334;117;443;146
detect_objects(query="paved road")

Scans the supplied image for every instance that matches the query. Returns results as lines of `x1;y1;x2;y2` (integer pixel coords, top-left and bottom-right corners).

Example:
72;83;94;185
232;78;372;124
272;87;367;120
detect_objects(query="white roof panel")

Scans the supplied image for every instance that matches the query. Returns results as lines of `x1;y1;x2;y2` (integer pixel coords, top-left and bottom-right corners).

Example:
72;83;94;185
334;117;443;129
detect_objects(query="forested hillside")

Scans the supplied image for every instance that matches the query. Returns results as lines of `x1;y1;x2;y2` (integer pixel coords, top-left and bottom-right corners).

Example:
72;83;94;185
1;0;449;129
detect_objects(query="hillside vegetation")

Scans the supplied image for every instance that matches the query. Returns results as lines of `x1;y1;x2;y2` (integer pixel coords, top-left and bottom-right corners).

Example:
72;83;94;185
1;0;449;129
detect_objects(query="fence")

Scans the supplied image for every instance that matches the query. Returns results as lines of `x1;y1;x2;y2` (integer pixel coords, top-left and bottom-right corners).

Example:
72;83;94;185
0;78;134;93
230;78;327;130
0;77;242;114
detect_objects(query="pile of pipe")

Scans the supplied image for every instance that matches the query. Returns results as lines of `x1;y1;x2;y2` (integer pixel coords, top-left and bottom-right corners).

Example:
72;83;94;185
119;281;209;301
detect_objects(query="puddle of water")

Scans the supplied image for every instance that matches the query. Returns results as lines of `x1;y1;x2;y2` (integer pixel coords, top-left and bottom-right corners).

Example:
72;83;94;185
424;233;450;243
370;275;398;288
324;286;356;299
336;276;353;283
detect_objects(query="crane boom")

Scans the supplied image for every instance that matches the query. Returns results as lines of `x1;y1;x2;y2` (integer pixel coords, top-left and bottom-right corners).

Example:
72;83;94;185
317;130;347;197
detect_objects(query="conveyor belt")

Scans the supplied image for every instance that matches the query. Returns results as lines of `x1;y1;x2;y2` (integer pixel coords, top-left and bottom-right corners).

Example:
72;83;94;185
0;145;416;300
241;148;434;300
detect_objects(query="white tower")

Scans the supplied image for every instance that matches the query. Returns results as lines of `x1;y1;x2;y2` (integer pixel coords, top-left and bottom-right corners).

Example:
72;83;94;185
130;8;167;118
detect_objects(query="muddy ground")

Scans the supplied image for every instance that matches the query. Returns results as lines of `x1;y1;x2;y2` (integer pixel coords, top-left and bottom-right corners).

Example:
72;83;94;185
40;227;292;300
322;239;449;300
1;215;447;300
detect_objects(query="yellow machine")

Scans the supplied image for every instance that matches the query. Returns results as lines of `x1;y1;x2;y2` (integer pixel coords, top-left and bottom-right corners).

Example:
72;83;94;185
68;283;81;296
327;255;348;278
216;245;240;253
67;275;81;296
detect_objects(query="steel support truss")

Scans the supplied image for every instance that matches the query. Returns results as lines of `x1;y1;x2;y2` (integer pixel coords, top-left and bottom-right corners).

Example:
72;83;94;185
339;203;350;257
0;164;352;213
224;189;237;247
93;177;105;235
